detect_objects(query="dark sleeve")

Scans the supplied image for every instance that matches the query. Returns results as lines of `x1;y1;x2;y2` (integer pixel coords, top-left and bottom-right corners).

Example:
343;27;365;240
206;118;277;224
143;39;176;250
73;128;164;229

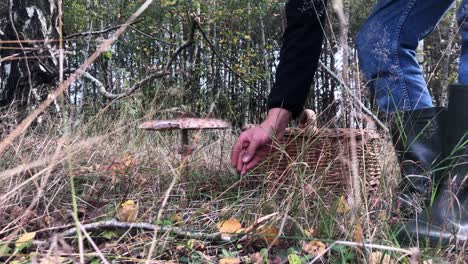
267;0;327;119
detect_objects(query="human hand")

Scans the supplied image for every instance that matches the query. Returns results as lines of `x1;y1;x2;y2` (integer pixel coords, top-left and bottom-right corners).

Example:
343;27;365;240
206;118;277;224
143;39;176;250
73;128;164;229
231;108;291;175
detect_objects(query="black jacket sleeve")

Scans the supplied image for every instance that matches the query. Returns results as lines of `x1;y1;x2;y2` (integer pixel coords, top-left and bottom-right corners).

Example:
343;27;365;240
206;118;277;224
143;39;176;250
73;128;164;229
267;0;327;118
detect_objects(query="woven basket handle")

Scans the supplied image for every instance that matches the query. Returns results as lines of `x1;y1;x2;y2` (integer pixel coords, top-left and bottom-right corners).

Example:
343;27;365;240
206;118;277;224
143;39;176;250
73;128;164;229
298;109;317;129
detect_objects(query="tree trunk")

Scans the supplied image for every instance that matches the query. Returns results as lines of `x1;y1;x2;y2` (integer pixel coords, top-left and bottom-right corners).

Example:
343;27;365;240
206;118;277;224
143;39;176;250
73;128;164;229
0;0;59;112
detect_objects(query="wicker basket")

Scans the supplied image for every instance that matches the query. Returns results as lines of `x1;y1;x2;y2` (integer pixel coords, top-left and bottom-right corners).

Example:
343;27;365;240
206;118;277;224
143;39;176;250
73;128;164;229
247;110;382;198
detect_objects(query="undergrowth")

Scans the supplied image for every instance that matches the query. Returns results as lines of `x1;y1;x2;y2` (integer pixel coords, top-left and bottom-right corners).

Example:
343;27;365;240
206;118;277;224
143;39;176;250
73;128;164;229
0;104;466;263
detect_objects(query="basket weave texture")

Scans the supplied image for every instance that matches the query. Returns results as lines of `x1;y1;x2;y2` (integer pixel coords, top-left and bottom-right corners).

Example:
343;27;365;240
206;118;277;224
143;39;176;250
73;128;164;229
249;110;382;197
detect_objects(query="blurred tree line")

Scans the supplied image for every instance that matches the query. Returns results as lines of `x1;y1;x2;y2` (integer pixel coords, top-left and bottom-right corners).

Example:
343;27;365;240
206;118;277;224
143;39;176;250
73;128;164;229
0;0;462;129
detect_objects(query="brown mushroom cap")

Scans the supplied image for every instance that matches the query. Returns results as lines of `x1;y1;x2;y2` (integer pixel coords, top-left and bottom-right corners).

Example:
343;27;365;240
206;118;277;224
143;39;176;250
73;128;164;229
139;118;230;131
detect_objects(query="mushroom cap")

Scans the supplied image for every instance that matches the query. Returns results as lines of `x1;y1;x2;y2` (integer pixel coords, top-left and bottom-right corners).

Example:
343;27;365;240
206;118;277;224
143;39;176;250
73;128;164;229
139;118;230;131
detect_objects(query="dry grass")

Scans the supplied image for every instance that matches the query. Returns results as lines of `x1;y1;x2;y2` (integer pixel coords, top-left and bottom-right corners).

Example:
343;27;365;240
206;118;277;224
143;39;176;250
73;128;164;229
0;105;466;263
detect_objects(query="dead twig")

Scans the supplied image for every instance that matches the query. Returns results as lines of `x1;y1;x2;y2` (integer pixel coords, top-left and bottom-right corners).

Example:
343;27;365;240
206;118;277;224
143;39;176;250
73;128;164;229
52;219;221;241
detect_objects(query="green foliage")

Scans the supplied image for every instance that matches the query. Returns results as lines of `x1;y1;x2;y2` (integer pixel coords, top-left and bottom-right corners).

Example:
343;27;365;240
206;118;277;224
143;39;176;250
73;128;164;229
57;0;460;126
0;243;12;257
287;252;302;264
331;245;356;263
101;230;119;240
102;50;112;60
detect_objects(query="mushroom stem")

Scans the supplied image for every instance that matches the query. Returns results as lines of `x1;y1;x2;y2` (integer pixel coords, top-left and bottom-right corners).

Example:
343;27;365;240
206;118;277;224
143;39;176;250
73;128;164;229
181;129;189;152
180;129;190;177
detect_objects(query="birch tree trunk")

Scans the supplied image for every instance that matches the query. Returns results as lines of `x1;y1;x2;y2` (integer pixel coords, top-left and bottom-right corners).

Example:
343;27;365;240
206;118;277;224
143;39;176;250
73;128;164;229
0;0;59;112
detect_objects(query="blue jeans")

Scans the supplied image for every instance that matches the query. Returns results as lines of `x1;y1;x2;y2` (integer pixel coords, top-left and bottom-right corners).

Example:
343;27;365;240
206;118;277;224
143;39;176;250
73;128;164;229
356;0;468;113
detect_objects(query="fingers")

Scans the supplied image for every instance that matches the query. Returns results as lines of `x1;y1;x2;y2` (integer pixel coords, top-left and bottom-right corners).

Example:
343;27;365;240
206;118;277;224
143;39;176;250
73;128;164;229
231;128;270;175
237;149;246;173
231;134;246;168
241;155;263;175
242;139;259;164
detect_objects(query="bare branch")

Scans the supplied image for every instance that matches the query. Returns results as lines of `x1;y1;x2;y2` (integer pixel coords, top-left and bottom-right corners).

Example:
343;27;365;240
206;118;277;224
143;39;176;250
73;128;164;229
59;219;221;240
318;61;388;132
76;18;197;100
80;70;168;99
64;18;143;39
164;19;197;70
129;25;176;46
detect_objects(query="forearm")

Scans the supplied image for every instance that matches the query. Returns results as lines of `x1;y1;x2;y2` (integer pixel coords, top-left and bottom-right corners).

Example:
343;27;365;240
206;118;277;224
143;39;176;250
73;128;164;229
268;0;327;118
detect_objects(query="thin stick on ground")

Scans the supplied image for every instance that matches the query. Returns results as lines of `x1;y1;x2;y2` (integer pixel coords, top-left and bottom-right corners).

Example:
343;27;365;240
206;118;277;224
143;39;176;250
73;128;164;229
44;219;222;242
72;214;110;264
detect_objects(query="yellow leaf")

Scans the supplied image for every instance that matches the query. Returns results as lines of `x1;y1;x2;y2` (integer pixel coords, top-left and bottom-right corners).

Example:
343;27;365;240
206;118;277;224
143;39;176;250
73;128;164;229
187;239;206;251
368;252;395;264
304;227;318;237
353;221;363;244
302;240;326;257
216;219;242;240
15;232;36;249
235;228;245;234
257;225;279;246
116;200;138;222
219;257;240;264
249;252;264;264
336;195;350;214
171;213;183;225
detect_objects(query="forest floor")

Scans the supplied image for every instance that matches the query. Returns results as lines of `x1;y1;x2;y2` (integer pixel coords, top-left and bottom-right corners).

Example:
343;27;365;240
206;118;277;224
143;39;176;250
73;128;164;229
0;111;466;264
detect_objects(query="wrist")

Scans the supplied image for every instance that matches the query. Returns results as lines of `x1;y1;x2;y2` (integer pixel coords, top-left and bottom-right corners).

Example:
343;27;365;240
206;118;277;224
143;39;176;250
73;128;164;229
261;108;291;133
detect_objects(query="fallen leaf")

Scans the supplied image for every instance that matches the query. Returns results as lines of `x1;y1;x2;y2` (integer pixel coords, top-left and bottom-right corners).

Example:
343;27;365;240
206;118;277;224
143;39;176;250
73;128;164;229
217;219;242;240
336;195;350;214
39;256;67;264
115;200;138;222
235;228;245;234
15;232;36;250
257;226;280;246
219;257;240;264
304;227;318;237
249;252;264;264
377;211;387;221
302;240;326;257
353;221;363;244
107;155;136;177
368;252;395;264
187;239;206;251
171;213;183;226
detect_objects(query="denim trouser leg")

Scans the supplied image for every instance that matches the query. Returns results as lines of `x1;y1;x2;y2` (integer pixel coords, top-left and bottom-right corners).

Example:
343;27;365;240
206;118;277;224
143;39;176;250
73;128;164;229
459;0;468;85
356;0;455;112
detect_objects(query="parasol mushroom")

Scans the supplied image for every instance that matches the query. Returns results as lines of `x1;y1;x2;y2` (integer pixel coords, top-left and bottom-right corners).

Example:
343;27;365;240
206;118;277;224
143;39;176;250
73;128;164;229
139;117;230;157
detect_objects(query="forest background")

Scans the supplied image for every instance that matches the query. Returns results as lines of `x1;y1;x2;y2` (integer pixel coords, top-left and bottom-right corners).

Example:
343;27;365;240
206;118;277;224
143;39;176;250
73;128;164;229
0;0;465;263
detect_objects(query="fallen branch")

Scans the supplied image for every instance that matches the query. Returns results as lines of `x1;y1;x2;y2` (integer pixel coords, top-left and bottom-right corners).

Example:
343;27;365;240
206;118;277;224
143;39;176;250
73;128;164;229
59;219;221;241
